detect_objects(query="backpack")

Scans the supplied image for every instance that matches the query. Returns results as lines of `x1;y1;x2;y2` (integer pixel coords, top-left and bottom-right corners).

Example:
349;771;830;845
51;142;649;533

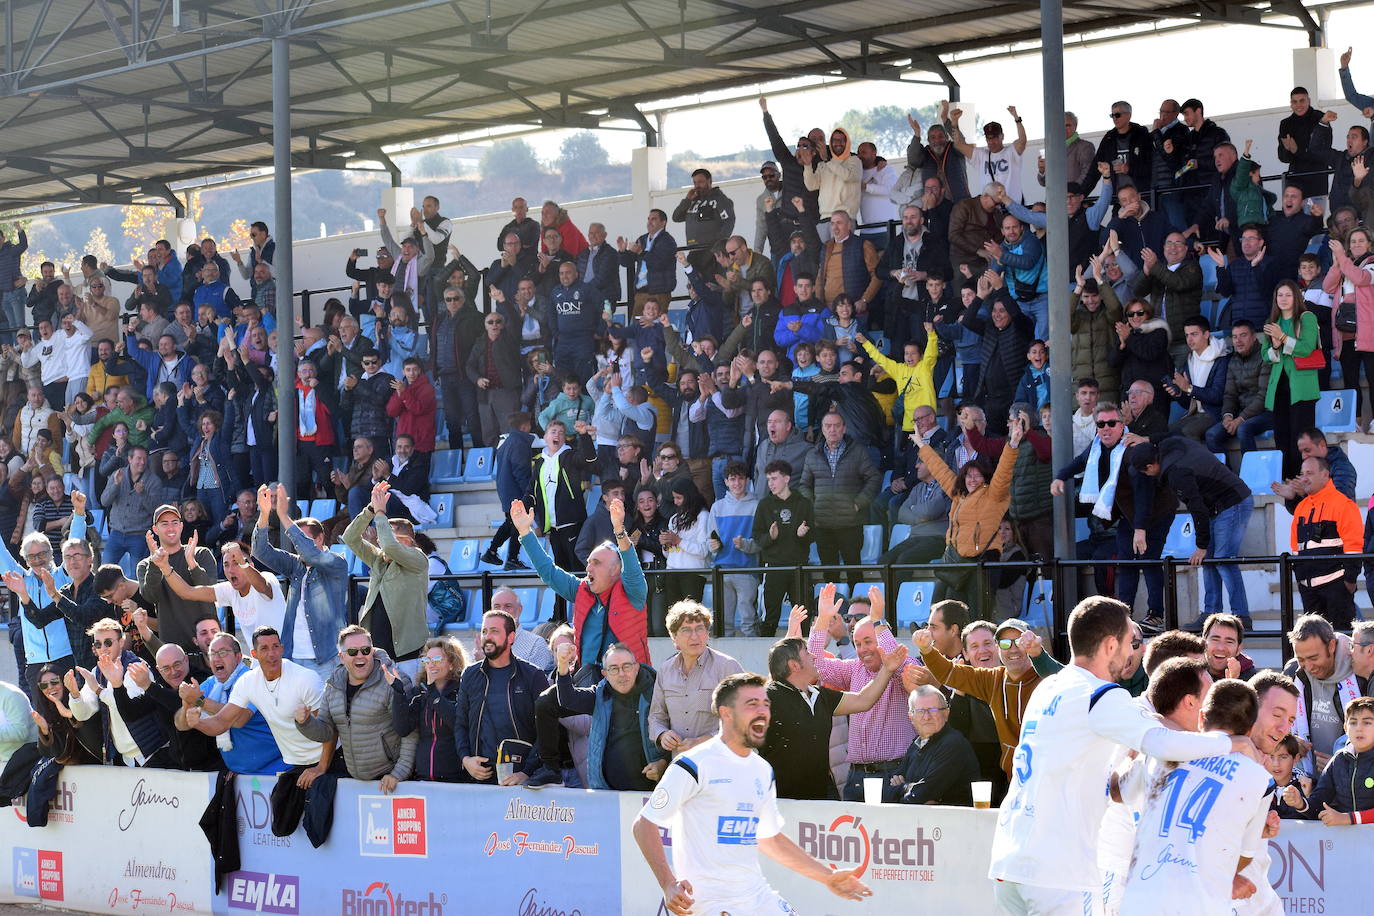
427;557;467;635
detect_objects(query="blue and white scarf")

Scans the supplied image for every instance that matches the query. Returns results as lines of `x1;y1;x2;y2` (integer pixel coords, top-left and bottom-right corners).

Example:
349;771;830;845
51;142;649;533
297;386;317;437
1078;437;1123;521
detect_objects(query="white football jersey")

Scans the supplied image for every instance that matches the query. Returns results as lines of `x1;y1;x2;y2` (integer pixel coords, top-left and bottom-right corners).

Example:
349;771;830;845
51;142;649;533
1119;751;1273;916
638;736;785;904
989;665;1231;892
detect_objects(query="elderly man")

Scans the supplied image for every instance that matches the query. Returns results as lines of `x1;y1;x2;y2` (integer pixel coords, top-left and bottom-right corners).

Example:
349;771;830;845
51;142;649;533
1133;233;1203;365
764;626;907;799
1283;614;1368;776
910;617;1043;781
1289;455;1363;629
647;600;744;757
884;685;980;805
297;625;415;793
0;502;89;696
515;496;650;671
798;412;880;574
809;584;917;800
549;641;667;790
814;211;881;315
752;408;810;492
107;642;221;771
489;588;556;671
182;631;287;775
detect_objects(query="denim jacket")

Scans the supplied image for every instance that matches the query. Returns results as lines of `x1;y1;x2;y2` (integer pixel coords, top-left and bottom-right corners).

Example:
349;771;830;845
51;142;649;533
250;524;349;666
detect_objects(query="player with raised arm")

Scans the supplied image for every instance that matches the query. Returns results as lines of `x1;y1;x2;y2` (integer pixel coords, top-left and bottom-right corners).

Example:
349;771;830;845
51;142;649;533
1117;678;1273;915
632;671;872;916
989;596;1259;915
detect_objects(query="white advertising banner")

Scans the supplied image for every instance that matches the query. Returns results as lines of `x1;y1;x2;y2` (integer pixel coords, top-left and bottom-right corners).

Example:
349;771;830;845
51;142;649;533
0;765;216;915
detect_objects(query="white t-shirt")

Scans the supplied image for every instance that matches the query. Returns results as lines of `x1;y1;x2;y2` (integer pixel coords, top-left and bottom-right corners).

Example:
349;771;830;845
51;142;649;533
971;145;1024;204
227;660;325;766
638;736;784;904
989;665;1231;893
1119;751;1273;916
214;576;313;664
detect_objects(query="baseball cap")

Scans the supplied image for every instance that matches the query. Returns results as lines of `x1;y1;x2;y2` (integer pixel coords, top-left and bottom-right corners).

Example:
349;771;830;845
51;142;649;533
760;160;779;173
995;619;1030;639
153;504;182;522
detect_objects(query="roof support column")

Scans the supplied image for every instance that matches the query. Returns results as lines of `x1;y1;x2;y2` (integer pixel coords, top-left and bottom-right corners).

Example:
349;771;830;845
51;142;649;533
273;31;296;498
1042;0;1075;611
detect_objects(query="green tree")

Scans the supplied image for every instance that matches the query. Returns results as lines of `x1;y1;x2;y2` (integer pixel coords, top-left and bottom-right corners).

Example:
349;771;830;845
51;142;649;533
837;104;939;156
479;138;542;183
558;131;610;172
415;150;452;179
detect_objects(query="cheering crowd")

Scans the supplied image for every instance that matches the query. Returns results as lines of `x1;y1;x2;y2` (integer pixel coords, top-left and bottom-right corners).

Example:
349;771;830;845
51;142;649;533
0;53;1373;914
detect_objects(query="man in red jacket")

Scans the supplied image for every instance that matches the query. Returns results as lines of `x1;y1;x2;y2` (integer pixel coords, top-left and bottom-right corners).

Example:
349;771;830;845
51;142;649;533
385;356;437;478
295;359;337;501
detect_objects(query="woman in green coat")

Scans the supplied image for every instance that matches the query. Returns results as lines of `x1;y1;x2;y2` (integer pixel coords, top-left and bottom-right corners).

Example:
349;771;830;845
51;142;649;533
1263;279;1320;478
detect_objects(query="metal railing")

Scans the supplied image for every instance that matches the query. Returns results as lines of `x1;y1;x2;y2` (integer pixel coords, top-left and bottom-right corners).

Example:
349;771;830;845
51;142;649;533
345;549;1374;667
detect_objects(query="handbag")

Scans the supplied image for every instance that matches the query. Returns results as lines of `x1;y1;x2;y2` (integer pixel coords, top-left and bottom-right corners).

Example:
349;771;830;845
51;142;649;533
1293;348;1326;370
1336;301;1358;334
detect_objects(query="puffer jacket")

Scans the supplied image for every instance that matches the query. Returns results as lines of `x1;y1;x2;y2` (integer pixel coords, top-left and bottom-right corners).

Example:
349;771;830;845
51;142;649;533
391;677;461;782
1008;428;1053;523
1301;745;1374;821
1071;288;1122;398
920;441;1017;559
1220;341;1272;421
796;434;880;529
297;649;417;782
1132;258;1203;350
1106;317;1171;399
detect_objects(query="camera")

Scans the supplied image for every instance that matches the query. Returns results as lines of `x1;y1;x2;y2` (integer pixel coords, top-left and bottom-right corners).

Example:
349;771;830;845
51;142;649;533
353;248;367;258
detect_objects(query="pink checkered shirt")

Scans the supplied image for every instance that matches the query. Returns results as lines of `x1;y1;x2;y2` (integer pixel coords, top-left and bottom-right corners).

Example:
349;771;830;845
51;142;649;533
808;623;916;763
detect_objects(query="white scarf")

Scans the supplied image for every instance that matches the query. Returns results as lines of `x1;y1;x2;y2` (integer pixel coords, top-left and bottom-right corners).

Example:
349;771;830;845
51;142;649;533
1078;437;1123;521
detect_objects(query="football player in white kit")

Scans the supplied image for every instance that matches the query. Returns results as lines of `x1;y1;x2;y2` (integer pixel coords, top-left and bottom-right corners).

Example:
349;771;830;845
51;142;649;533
989;597;1258;916
1118;678;1274;915
1100;656;1215;915
1231;671;1300;916
633;672;873;915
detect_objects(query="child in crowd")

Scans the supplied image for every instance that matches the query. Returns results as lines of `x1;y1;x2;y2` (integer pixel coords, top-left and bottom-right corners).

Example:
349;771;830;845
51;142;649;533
1266;733;1311;819
1284;696;1374;824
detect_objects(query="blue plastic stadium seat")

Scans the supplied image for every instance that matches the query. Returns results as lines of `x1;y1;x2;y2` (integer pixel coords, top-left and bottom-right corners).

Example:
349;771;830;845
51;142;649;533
420;494;454;531
513;587;541;625
1316;389;1358;433
1023;579;1053;630
1162;514;1197;560
888;524;911;550
448;539;481;573
586;485;602;514
809;540;820;564
308;498;336;520
895;580;936;629
430;449;464;485
1239;450;1283;494
89;509;107;536
1074;517;1090;544
881;470;894;491
861;525;883;563
463;447;496;483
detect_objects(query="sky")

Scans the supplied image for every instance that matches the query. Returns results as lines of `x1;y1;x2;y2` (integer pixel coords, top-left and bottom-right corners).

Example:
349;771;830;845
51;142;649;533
507;5;1374;164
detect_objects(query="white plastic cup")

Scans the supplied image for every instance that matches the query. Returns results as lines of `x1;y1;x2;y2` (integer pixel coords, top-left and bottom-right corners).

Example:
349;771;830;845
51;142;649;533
971;781;992;809
496;761;514;784
863;777;884;805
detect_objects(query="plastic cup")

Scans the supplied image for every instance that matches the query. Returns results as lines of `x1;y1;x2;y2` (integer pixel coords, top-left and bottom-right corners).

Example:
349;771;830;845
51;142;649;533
496;761;514;784
972;781;992;809
863;777;884;805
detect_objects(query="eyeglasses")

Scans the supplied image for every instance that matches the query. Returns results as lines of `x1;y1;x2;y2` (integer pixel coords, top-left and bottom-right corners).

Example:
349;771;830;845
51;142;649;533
911;706;949;717
91;636;118;649
1095;419;1121;429
1354;642;1374;649
156;661;185;674
24;551;50;562
62;552;88;561
343;645;374;657
422;656;446;666
1126;310;1147;318
209;647;238;659
485;321;504;327
675;625;709;637
604;663;639;675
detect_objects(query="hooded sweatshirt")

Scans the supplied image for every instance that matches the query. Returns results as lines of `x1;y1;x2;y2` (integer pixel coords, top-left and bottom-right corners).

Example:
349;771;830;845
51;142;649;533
918;645;1042;779
804;128;862;218
1283;634;1370;774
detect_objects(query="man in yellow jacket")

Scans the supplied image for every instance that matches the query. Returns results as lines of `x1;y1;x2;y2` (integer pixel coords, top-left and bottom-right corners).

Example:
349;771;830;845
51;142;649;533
855;326;938;435
1291;455;1364;629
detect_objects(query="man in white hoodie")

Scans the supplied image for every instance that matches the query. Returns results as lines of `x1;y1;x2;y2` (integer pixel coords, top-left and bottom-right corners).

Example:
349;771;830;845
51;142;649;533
1162;315;1229;442
801;127;862;242
856;142;897;251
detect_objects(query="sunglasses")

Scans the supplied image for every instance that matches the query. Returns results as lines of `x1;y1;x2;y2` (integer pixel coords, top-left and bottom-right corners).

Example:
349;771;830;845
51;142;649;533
343;645;373;657
486;321;504;327
1126;310;1147;318
92;636;118;649
996;637;1022;650
1110;112;1127;119
362;360;380;366
1095;419;1121;429
443;296;462;302
422;657;446;666
38;679;61;689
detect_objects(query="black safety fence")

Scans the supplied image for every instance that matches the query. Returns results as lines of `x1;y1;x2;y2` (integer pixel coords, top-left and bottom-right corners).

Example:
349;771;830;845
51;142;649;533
346;550;1374;667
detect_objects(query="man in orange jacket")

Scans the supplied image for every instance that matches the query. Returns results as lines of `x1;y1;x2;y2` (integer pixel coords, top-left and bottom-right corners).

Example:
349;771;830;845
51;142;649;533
1291;455;1364;629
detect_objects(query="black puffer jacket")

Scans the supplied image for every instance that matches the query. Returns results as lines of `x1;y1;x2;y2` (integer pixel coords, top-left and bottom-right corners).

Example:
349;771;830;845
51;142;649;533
1107;317;1171;401
797;434;880;529
963;290;1030;403
1301;745;1374;821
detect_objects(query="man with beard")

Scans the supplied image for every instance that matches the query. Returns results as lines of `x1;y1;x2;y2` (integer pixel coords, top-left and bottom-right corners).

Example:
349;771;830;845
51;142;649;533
454;609;550;785
181;631;286;775
763;630;907;799
633;672;872;916
1282;613;1368;775
754;161;783;256
987;597;1257;915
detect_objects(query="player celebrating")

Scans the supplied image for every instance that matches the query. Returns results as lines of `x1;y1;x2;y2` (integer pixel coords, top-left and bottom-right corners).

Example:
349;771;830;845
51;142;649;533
1117;678;1274;915
989;597;1258;915
632;672;872;915
1233;671;1300;916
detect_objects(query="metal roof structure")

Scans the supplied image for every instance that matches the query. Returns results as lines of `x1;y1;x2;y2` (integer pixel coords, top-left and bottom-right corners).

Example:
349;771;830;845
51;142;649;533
0;0;1329;216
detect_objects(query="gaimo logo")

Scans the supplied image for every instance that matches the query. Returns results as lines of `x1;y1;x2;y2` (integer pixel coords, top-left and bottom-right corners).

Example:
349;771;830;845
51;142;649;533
340;882;448;916
227;870;300;914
